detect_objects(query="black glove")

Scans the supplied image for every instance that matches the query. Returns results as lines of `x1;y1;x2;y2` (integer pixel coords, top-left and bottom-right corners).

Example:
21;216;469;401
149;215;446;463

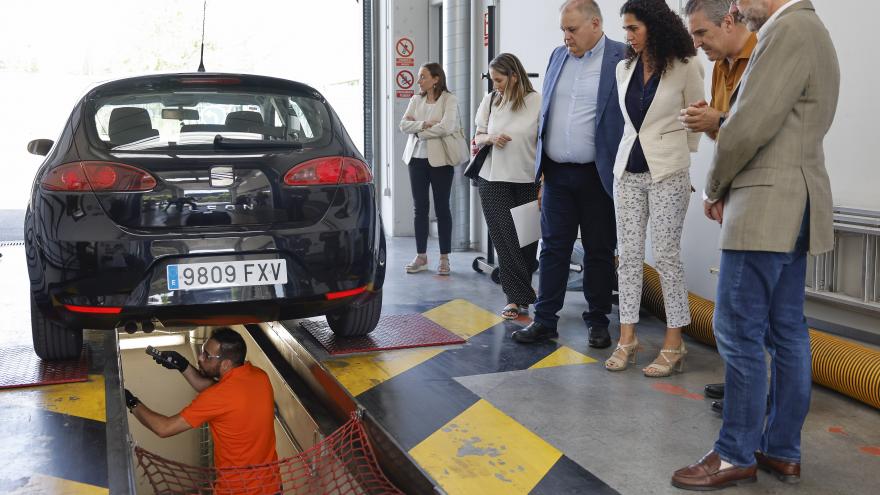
153;350;190;372
124;388;139;412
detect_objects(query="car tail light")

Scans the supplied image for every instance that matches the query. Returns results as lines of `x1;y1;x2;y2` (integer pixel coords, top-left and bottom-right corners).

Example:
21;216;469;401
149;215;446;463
41;161;157;192
283;157;372;186
63;304;122;314
325;286;368;300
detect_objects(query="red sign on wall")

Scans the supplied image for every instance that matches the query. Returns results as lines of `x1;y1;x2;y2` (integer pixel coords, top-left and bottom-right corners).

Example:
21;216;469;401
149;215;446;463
483;13;489;47
396;70;414;90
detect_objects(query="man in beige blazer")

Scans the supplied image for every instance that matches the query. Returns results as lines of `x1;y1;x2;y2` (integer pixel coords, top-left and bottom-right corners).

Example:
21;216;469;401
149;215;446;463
672;0;839;490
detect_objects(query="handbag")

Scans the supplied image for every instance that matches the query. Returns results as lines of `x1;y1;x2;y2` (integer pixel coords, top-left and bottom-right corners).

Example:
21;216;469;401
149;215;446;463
439;128;469;166
464;91;497;181
438;93;469;166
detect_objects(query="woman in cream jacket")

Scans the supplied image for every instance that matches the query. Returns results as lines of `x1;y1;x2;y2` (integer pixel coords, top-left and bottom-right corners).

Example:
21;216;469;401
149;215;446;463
399;63;462;275
605;0;704;377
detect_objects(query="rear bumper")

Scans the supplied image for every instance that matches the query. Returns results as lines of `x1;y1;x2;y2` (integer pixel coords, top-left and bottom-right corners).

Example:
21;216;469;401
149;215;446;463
52;288;382;330
27;222;386;330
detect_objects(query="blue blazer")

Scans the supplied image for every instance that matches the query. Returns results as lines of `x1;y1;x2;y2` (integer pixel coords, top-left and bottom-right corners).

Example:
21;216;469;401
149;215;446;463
535;37;626;198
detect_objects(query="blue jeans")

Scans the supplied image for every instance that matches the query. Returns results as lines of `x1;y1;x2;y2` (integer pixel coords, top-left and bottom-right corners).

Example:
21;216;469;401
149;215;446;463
713;210;812;467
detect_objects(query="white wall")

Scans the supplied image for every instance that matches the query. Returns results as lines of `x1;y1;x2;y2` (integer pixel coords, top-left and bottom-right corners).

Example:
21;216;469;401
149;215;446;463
497;0;879;300
380;0;432;236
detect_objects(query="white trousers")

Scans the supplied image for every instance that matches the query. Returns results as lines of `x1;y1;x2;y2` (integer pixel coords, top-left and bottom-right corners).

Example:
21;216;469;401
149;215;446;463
614;169;692;328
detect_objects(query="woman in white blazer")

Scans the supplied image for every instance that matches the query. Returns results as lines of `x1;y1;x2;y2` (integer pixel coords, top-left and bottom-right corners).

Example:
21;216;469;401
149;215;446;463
473;53;542;320
399;63;462;275
605;0;704;377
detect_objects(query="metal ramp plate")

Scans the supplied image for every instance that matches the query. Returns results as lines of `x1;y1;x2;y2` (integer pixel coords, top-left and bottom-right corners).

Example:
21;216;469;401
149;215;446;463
300;314;465;355
0;344;88;389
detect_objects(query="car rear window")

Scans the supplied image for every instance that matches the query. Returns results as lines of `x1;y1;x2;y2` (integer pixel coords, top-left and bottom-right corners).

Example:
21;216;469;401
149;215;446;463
90;87;332;151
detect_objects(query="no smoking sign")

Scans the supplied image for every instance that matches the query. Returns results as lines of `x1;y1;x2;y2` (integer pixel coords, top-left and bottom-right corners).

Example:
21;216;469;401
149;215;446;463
396;70;414;89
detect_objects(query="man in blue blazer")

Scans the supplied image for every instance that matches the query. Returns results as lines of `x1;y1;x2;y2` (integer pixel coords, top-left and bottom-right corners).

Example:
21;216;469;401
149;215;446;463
512;0;625;348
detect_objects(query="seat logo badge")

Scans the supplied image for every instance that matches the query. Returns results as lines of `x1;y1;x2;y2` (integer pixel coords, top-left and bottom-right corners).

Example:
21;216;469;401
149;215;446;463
210;166;234;188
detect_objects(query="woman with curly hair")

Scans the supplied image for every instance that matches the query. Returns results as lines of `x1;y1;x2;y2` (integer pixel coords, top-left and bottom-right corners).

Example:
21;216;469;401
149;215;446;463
604;0;704;377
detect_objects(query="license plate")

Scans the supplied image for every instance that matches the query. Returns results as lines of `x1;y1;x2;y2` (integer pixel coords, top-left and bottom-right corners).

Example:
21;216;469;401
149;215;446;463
166;260;288;291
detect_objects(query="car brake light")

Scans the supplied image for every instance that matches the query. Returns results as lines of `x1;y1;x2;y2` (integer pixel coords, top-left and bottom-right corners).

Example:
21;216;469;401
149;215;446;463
283;157;372;186
178;77;241;85
63;304;122;314
41;161;157;192
325;286;368;300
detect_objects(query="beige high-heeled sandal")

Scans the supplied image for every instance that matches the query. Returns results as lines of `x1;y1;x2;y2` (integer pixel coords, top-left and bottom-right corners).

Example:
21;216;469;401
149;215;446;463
604;338;640;371
643;342;687;377
405;255;428;274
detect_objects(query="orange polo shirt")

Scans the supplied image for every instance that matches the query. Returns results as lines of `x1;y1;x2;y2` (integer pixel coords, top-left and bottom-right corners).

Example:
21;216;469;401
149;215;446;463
710;33;758;114
181;362;279;494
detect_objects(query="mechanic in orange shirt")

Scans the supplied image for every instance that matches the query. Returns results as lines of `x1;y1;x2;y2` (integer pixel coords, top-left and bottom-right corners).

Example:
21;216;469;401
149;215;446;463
126;327;280;494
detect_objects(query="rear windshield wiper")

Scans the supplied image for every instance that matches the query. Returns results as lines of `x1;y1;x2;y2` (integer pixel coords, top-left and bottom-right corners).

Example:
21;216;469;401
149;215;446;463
213;135;303;150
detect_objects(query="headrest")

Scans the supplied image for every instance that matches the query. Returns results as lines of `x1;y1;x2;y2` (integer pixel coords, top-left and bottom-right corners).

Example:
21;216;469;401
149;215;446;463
108;107;159;146
224;111;264;132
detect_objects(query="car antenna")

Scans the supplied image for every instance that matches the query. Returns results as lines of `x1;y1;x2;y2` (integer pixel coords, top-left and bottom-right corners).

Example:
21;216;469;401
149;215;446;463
197;0;207;72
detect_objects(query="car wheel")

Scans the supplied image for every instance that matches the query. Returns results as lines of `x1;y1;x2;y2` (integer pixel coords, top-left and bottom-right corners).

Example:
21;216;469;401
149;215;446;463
31;295;83;360
326;290;382;338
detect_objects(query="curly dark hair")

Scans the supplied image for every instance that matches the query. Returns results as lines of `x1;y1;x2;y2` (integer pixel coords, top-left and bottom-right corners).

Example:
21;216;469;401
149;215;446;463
621;0;697;75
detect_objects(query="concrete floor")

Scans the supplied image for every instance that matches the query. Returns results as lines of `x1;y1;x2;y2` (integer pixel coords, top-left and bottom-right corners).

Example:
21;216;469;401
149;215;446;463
1;236;878;494
374;236;880;494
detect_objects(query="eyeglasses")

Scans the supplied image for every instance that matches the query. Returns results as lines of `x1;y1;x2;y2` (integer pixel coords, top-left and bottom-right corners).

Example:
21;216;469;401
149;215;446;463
199;344;222;360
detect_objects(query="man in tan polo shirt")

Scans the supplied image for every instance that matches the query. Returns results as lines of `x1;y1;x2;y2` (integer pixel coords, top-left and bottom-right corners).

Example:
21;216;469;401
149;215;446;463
681;0;757;415
681;0;757;140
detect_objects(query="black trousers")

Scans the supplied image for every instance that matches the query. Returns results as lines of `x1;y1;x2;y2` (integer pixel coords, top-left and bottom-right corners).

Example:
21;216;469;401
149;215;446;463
408;158;454;254
477;178;540;306
533;156;616;329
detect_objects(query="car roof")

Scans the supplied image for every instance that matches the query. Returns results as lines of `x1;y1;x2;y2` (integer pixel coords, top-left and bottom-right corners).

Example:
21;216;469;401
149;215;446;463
84;72;325;101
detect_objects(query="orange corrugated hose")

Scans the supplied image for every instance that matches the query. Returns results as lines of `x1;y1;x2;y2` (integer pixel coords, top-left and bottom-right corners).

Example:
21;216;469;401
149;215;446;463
640;263;880;410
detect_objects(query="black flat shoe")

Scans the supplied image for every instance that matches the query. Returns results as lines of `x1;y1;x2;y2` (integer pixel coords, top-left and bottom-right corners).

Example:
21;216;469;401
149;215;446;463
705;383;725;399
587;325;611;348
512;322;558;344
712;397;771;415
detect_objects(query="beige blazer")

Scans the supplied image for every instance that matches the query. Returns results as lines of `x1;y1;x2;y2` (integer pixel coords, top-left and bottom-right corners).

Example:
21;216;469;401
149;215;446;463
707;1;839;254
614;57;704;182
399;92;461;167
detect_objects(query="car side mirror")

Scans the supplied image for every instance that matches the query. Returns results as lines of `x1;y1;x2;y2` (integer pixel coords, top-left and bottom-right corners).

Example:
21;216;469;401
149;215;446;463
27;139;54;156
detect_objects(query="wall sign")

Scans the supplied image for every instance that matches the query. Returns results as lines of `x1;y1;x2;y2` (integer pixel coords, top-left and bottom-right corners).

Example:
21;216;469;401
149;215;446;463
396;69;414;99
396;37;415;67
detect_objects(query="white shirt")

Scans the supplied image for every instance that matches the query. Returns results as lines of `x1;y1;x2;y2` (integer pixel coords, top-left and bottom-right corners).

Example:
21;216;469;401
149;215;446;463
411;102;437;159
758;0;801;39
474;91;542;183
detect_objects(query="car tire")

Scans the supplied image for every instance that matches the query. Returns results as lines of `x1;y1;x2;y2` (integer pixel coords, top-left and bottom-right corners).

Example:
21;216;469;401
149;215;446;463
31;295;83;361
326;290;382;338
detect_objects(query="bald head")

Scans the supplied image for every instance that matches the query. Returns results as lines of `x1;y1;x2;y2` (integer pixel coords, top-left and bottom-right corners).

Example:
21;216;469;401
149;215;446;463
559;0;604;57
560;0;603;24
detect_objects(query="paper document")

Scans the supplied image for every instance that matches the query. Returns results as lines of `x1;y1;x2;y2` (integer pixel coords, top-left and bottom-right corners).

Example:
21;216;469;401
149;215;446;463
510;200;541;247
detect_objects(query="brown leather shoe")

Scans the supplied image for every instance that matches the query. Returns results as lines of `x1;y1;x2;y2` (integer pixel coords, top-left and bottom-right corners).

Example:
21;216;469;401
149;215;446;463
671;451;757;491
755;451;801;484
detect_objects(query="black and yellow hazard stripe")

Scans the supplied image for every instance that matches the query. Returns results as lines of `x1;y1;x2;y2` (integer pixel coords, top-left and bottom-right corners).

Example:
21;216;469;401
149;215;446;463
321;299;615;494
0;334;110;493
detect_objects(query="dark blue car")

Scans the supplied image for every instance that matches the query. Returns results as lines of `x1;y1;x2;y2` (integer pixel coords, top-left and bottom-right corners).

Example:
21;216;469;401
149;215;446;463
25;73;385;360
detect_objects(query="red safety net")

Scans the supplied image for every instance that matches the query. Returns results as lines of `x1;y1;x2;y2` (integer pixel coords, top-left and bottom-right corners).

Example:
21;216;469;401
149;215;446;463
135;415;403;495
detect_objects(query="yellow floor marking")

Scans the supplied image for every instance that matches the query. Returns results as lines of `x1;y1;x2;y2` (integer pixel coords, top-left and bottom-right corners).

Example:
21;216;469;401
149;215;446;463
6;474;108;495
324;348;445;396
410;399;562;494
0;374;106;423
423;299;504;340
530;346;598;370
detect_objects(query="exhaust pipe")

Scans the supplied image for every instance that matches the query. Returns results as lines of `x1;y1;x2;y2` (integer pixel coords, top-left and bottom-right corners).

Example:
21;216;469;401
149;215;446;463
123;321;139;334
